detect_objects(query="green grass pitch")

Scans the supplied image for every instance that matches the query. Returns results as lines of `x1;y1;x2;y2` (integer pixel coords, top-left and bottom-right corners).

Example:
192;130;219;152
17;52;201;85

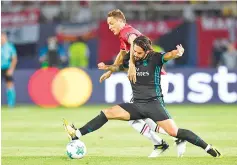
2;104;237;165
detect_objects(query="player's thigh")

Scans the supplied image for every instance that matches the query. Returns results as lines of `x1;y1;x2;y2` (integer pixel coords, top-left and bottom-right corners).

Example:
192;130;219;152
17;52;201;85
143;100;178;137
143;100;172;123
119;103;144;120
102;105;131;120
161;75;168;96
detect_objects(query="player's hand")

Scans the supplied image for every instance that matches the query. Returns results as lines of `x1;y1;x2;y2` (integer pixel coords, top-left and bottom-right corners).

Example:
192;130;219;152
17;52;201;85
176;44;184;57
128;64;136;84
6;68;14;76
99;71;112;83
98;62;109;70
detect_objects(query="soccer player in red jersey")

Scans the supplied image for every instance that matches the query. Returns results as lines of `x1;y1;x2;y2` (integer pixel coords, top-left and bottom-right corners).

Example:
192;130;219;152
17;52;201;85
98;9;186;157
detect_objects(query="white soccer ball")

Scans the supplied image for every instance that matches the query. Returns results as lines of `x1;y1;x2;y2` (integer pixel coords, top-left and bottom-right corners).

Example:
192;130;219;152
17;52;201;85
66;140;87;159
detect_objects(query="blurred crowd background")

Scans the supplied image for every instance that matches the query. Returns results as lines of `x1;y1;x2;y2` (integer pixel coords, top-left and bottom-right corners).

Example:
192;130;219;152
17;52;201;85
2;0;237;69
1;1;237;107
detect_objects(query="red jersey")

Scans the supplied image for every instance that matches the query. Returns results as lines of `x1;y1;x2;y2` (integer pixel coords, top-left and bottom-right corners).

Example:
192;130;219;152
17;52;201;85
119;24;142;51
119;24;166;75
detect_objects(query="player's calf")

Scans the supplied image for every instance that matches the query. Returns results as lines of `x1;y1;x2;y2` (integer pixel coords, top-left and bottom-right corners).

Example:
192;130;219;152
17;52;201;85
63;111;108;140
6;81;16;108
158;119;222;157
176;129;222;157
63;105;131;140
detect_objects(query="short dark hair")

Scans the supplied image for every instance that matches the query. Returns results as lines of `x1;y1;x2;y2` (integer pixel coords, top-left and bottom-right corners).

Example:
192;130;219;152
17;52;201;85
107;9;126;23
133;36;152;52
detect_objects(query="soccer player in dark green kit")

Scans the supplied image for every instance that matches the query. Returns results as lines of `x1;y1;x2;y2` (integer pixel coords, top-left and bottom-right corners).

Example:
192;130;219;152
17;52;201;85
64;36;221;157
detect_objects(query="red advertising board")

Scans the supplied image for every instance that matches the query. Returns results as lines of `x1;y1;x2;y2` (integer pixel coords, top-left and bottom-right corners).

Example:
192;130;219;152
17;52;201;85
56;23;98;42
98;20;182;62
196;17;236;67
1;9;40;44
1;9;40;28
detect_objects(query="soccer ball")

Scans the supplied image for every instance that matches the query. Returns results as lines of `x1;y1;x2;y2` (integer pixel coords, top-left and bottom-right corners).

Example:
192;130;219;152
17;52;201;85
66;140;87;159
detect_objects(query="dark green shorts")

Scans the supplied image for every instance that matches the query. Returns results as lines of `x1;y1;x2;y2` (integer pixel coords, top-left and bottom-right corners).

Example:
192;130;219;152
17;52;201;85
119;98;171;122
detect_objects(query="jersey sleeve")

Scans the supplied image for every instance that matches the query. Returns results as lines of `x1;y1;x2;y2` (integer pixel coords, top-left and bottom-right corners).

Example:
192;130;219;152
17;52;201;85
152;52;168;66
120;38;126;50
127;32;139;41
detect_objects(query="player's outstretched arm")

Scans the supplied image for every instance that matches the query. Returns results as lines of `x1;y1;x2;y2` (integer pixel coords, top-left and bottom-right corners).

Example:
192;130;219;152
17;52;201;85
99;50;127;83
163;44;184;61
98;62;128;72
113;49;127;66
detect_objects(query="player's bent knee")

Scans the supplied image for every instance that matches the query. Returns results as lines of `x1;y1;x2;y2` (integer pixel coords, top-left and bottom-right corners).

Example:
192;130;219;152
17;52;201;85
102;109;114;119
167;128;178;137
6;81;14;88
159;119;178;137
102;108;122;119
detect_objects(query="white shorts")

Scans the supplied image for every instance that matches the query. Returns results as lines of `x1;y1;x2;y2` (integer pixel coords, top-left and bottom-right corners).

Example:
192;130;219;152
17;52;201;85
161;74;168;97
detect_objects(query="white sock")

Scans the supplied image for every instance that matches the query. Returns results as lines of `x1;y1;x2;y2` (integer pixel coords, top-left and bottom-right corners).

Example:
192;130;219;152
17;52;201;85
129;119;163;145
76;129;82;138
157;126;169;135
149;130;163;145
144;118;157;131
144;118;169;136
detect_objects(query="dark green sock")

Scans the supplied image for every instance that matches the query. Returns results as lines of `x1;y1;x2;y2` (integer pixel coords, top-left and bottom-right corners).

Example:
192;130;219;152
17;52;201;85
79;111;108;136
176;128;208;149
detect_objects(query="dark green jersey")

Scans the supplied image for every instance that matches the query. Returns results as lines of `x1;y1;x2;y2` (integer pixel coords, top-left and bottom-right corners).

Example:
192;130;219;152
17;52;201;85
123;51;167;102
